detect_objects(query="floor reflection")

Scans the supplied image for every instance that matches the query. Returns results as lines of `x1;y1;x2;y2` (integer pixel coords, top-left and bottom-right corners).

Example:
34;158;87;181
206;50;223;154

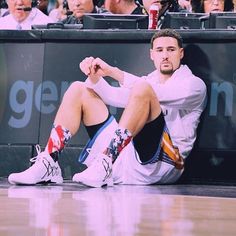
0;184;236;236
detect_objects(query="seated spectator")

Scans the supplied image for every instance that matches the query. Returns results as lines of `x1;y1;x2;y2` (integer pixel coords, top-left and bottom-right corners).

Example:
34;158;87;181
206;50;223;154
191;0;234;13
49;0;67;21
61;0;109;24
142;0;188;28
104;0;144;14
143;0;187;14
0;0;54;29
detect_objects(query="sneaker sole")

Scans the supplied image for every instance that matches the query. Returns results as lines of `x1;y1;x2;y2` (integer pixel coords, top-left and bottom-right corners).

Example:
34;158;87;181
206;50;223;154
8;177;63;185
74;177;113;188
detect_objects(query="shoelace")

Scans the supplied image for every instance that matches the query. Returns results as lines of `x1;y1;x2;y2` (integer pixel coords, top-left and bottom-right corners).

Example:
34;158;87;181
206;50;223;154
29;144;42;164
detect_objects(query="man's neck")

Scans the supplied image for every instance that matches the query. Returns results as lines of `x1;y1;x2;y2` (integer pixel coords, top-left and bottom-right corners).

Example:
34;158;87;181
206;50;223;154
159;73;172;84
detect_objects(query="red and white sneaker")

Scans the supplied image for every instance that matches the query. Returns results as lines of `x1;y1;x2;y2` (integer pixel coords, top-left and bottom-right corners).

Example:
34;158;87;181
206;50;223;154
8;145;63;185
73;153;113;188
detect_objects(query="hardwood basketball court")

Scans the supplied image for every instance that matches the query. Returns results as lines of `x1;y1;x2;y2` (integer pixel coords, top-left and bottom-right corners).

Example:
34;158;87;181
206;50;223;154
1;178;236;236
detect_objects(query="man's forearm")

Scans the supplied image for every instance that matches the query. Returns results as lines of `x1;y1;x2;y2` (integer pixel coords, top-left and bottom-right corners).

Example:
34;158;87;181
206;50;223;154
108;67;124;85
88;66;124;85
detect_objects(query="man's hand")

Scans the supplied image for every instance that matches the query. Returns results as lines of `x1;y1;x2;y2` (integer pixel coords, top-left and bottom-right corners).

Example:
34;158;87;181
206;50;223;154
80;57;124;84
80;57;113;84
79;56;94;76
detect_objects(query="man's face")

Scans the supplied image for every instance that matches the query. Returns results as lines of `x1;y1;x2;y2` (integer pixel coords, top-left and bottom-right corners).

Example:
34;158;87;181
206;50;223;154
203;0;224;13
150;36;183;75
67;0;94;18
7;0;32;22
142;0;162;12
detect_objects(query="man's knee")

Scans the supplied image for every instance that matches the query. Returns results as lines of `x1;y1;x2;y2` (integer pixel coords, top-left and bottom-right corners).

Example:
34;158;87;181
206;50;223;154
130;80;161;121
64;81;85;97
63;81;95;102
130;80;155;100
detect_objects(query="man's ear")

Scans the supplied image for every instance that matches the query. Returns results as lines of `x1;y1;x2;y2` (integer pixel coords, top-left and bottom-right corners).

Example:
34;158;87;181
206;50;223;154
180;48;184;60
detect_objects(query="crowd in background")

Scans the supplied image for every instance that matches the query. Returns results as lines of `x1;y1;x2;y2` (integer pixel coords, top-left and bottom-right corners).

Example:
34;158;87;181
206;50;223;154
0;0;236;29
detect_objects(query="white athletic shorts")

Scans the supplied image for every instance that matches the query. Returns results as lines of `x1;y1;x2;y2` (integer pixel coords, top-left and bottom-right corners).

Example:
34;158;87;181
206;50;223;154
78;116;184;185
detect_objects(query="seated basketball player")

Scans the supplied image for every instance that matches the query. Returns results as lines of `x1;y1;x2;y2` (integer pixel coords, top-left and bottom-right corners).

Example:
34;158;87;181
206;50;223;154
8;29;207;187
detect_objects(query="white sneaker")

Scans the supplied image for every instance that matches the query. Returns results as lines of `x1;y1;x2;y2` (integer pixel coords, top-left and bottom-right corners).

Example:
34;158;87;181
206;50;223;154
73;153;113;188
8;145;63;185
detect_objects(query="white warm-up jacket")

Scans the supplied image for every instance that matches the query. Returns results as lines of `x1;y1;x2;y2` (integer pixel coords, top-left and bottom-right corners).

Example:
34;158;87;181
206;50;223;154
85;65;207;159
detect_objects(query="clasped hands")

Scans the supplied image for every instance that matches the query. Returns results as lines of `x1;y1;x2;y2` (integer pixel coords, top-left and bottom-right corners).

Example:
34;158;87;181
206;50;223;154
80;57;112;84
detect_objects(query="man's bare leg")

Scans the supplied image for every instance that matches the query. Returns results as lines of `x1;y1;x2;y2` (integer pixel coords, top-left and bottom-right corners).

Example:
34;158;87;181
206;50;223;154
119;80;161;136
54;81;109;135
8;81;109;185
45;81;109;160
105;80;161;162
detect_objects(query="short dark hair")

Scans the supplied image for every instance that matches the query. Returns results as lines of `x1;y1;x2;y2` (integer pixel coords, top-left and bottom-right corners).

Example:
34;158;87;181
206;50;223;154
151;29;183;49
